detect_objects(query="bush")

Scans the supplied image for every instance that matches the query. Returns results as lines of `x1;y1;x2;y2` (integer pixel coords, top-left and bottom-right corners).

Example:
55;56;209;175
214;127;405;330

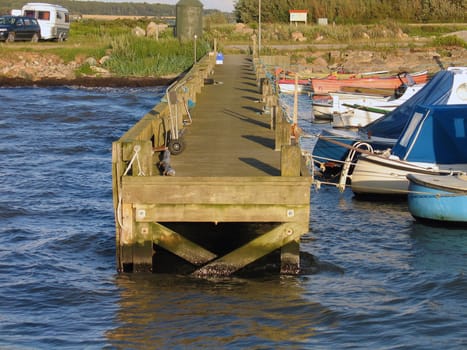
431;35;467;48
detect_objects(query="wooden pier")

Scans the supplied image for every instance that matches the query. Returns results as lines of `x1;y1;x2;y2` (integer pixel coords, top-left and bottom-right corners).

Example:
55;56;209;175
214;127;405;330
112;54;312;276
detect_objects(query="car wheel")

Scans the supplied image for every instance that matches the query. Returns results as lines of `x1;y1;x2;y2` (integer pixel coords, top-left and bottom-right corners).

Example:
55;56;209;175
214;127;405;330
57;33;65;42
6;32;15;42
31;33;39;43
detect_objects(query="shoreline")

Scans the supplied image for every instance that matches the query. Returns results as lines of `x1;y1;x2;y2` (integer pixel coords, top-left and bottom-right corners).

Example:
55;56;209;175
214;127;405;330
0;76;178;88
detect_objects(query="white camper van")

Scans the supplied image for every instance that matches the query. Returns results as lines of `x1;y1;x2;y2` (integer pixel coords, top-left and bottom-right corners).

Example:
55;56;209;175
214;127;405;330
22;3;69;41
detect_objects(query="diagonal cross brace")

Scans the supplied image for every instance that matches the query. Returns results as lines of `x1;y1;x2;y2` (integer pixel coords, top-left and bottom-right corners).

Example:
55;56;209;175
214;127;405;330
192;223;303;277
145;222;218;266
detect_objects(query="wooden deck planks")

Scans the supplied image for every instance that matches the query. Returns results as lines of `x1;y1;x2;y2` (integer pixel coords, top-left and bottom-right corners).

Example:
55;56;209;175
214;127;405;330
169;55;281;177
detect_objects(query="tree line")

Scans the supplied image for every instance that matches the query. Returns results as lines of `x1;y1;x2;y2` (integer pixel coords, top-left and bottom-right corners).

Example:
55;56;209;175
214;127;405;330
0;0;224;17
234;0;466;24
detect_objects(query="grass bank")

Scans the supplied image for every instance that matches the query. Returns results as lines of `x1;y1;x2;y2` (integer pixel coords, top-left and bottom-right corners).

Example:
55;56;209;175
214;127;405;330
0;19;465;79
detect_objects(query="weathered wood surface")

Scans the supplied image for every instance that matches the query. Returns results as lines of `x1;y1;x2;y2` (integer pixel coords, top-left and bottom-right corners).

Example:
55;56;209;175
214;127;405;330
169;55;281;176
192;222;306;277
112;54;313;275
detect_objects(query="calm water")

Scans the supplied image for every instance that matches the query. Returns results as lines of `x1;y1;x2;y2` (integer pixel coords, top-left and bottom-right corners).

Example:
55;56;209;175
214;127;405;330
0;87;466;349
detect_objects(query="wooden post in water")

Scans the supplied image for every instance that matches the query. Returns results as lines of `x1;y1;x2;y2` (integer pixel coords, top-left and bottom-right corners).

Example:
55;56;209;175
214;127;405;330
280;144;303;274
293;74;299;126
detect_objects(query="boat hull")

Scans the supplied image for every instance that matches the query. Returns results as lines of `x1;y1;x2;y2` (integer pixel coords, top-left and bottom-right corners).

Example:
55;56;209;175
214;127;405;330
351;155;467;197
332;108;387;128
312;102;334;122
311;130;397;179
278;79;311;94
407;174;467;224
311;71;428;93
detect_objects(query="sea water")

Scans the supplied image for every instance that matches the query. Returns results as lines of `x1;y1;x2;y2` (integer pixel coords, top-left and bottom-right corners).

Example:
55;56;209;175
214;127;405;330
0;87;465;349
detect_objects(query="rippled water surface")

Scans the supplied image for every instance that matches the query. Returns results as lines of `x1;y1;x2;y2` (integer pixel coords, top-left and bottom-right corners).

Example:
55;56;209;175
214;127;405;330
0;87;465;349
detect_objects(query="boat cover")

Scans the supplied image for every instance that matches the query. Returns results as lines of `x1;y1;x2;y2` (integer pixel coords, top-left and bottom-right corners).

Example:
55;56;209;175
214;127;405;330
392;104;467;164
361;68;463;139
312;67;467;165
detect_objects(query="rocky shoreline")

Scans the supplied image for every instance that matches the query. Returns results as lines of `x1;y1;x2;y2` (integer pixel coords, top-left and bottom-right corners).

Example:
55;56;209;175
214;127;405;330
0;50;179;87
0;76;177;87
0;43;465;87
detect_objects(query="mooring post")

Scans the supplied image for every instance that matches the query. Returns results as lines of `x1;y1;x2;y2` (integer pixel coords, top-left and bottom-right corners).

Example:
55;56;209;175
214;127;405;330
280;144;302;274
132;241;153;272
275;110;291;151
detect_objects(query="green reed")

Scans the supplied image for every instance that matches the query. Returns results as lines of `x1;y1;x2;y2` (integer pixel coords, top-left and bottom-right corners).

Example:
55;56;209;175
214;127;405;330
103;35;209;76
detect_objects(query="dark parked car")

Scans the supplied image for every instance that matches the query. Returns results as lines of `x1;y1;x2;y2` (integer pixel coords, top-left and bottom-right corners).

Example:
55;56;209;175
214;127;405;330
0;16;41;42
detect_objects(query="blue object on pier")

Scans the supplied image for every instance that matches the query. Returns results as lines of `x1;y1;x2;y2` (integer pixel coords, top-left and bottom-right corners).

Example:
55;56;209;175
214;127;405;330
216;52;224;65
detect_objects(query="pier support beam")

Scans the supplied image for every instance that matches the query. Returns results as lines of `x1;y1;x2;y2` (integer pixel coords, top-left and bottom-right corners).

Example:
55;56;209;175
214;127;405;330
192;223;304;277
146;222;217;265
280;144;303;273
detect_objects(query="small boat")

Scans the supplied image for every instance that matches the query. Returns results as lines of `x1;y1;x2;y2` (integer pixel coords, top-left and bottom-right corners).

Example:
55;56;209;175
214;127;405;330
312;82;424;127
349;103;467;197
311;70;429;93
407;173;467;225
278;78;311;94
331;83;425;128
312;90;392;123
311;67;467;178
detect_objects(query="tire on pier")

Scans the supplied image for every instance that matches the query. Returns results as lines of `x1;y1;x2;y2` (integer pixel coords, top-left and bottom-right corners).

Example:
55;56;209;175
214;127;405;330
168;138;185;155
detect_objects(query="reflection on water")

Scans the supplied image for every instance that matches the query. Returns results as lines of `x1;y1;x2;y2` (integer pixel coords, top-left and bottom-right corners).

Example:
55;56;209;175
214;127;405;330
107;274;337;348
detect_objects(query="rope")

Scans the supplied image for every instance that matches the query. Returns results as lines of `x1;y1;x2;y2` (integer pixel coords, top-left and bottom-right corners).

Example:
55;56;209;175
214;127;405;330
123;145;145;177
312;176;467;197
117;193;123;228
407;190;466;198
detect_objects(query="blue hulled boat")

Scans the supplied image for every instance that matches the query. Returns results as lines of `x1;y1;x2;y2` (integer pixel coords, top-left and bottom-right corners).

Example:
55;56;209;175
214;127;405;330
407;173;467;225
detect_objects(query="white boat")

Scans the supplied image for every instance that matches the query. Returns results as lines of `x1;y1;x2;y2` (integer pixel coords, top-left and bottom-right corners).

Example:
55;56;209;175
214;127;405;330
349;103;467;197
331;83;425;128
278;78;312;94
407;173;467;225
312;67;467;179
312;91;390;123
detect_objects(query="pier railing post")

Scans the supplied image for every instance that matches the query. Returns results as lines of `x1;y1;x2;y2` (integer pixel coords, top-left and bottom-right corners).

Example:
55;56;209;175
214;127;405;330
122;140;154;177
275;110;291;151
280;144;302;274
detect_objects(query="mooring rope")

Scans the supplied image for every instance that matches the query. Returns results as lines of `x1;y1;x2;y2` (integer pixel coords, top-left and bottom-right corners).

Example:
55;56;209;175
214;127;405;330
123;145;145;177
117;193;123;229
117;145;146;229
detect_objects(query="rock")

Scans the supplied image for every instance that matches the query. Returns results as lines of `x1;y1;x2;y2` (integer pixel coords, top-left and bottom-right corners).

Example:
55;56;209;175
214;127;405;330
146;22;159;38
99;55;111;65
311;57;328;72
132;26;146;37
291;31;306;42
234;23;246;32
91;66;110;75
85;57;97;66
234;23;253;34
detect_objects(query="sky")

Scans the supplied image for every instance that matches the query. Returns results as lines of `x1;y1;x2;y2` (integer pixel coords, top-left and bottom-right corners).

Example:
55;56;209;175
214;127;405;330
148;0;235;12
